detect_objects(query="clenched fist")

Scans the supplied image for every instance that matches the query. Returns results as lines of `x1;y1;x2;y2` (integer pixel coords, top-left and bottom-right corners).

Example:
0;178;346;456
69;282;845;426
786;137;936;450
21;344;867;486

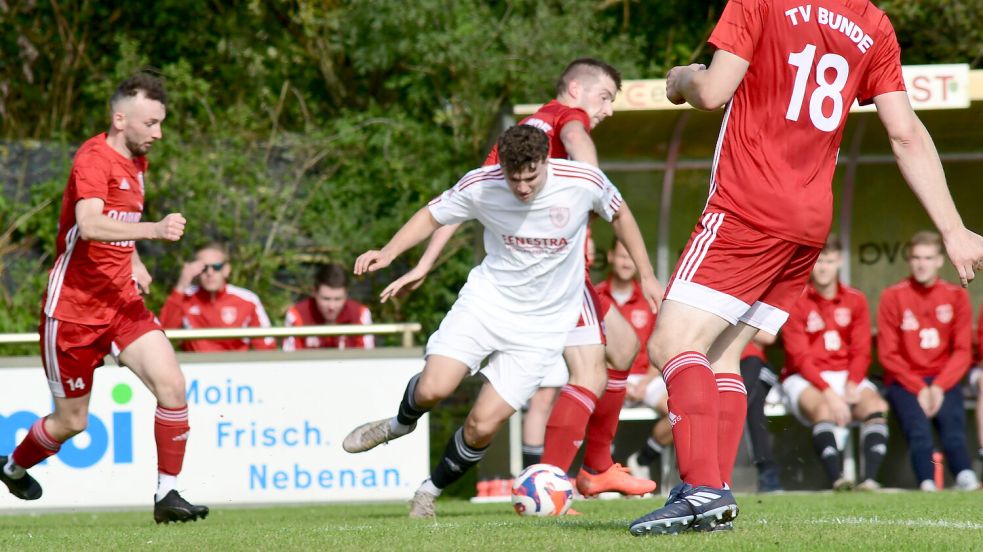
155;213;186;241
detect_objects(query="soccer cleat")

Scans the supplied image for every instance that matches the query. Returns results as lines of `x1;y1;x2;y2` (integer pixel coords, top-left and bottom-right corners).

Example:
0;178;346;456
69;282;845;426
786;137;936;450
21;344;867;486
832;477;854;492
153;490;209;524
855;479;882;492
757;466;784;493
0;457;42;501
628;484;738;536
408;488;437;519
626;452;652;482
342;418;415;453
576;463;656;497
695;521;734;532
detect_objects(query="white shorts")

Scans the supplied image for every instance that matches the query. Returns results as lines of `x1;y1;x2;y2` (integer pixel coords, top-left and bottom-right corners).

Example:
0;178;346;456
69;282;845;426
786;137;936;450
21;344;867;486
540;355;570;388
782;371;877;426
624;374;667;409
425;301;564;411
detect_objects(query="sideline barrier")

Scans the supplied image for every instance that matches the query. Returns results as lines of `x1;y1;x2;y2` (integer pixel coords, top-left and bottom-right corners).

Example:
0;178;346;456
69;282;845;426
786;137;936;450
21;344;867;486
0;350;428;510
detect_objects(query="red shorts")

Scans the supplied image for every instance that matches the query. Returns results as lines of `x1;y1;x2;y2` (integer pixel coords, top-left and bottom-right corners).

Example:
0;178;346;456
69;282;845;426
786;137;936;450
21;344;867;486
40;300;162;398
665;211;821;334
567;278;610;347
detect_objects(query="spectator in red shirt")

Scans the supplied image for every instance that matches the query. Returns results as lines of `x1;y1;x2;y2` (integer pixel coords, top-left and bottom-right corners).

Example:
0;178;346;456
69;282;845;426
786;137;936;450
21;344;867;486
160;243;277;352
878;231;977;491
283;263;374;351
782;235;888;491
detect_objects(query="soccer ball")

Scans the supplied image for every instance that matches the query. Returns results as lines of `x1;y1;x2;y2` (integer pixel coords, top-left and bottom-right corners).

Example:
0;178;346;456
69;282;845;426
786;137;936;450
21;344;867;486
511;463;574;517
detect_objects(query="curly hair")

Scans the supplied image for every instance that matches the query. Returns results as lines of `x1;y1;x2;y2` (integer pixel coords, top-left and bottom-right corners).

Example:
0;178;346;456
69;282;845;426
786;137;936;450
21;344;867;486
497;125;549;173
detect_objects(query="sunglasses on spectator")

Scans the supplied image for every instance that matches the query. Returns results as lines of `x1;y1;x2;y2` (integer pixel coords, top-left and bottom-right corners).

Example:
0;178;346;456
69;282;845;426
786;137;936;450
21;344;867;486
201;263;225;273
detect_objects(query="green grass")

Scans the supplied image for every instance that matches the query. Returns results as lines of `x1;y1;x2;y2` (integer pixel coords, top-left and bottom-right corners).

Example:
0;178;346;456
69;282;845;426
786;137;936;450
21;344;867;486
1;492;982;551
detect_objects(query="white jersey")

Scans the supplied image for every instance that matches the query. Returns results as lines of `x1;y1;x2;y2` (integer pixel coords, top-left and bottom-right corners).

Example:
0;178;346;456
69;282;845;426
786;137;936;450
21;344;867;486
428;159;622;333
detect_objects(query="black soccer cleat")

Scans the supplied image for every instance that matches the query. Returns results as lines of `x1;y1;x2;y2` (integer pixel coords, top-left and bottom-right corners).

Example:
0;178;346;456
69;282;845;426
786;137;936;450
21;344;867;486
0;456;42;501
629;483;738;536
153;490;209;524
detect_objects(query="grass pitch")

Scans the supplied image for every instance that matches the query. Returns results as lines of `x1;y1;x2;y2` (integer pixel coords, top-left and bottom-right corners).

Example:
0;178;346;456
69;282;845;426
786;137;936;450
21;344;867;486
1;491;981;551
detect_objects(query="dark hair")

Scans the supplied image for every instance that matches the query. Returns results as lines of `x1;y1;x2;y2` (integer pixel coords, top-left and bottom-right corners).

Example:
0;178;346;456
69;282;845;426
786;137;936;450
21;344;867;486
497;125;549;173
555;57;622;97
906;230;943;256
110;72;167;109
822;234;843;254
197;241;229;260
315;263;349;290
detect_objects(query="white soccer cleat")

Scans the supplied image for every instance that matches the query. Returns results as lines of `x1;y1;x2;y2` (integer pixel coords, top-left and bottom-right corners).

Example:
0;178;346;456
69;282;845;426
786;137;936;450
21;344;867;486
409;487;438;519
342;418;415;453
955;469;979;491
855;479;881;492
919;480;938;492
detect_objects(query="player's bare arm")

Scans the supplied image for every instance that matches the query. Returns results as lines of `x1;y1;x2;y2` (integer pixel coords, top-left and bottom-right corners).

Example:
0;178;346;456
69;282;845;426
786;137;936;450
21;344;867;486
610;203;663;312
558;121;599;167
131;250;153;294
355;206;442;276
379;222;460;303
75;198;185;242
666;50;749;110
873;91;983;285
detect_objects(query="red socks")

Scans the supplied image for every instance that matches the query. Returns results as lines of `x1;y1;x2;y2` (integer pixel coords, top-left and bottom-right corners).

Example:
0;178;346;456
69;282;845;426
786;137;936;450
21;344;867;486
155;405;190;476
715;373;748;486
542;384;597;471
11;417;61;469
582;368;628;473
663;352;722;488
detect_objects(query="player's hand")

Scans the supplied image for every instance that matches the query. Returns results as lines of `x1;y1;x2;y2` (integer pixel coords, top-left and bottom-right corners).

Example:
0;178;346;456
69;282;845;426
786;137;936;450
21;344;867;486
665;63;706;105
927;384;945;417
823;387;851;426
379;264;430;303
154;213;186;241
132;262;153;295
942;228;983;286
843;381;860;405
639;274;664;314
354;250;394;276
176;259;205;291
917;386;935;417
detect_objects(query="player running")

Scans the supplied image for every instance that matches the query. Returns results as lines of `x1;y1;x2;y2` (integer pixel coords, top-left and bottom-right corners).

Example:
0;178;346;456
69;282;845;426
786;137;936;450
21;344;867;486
382;58;662;497
630;0;983;536
0;74;208;524
342;125;648;518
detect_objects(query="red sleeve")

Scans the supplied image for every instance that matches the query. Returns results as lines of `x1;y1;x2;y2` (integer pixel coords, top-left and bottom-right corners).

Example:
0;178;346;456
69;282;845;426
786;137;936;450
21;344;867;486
847;294;872;384
556;107;590;134
934;289;973;391
159;290;187;329
282;306;303;352
707;0;767;63
856;18;905;105
877;290;925;393
72;153;112;201
977;305;983;364
245;300;278;350
782;302;829;391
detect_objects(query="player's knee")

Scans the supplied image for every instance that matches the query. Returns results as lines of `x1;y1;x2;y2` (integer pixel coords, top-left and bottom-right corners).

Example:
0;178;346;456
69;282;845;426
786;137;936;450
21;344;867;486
463;415;500;447
154;372;187;406
809;402;831;424
647;331;673;370
61;412;89;436
414;382;450;406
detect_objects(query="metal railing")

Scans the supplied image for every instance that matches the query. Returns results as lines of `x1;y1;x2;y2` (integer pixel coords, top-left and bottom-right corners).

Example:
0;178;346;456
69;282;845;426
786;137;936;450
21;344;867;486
0;322;423;348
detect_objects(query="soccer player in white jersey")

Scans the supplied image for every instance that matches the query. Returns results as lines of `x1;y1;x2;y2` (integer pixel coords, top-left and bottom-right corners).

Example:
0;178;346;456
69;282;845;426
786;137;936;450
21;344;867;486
341;125;645;518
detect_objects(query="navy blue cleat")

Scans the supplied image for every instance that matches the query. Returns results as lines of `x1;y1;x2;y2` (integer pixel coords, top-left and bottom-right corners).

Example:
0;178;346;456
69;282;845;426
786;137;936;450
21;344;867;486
0;456;42;501
629;483;738;536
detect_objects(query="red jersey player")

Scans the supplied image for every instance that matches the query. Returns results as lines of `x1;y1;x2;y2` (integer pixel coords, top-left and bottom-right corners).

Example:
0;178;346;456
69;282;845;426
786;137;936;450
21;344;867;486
0;74;208;523
631;0;983;536
878;231;978;491
381;59;662;498
283;263;375;351
160;243;277;352
781;235;888;491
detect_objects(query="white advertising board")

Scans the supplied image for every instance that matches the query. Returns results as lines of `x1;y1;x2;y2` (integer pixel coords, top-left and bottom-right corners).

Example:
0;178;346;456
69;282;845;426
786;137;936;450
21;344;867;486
0;357;428;509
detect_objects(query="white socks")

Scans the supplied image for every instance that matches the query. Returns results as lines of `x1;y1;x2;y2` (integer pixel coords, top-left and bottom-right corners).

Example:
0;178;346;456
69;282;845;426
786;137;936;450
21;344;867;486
419;478;442;497
156;473;178;502
389;418;414;437
3;457;25;479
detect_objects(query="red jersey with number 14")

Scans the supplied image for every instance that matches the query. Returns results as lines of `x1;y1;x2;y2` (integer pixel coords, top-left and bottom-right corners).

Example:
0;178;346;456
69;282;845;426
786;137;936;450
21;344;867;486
707;0;904;247
44;134;147;325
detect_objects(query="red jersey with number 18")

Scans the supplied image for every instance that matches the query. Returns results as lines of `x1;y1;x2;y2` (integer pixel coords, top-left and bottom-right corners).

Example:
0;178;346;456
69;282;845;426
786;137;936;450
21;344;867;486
44;134;147;325
706;0;904;247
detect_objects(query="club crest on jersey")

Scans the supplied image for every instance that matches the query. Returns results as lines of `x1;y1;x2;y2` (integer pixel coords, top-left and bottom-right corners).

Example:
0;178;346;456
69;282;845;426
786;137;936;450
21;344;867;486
549;207;570;228
221;306;238;325
901;309;920;331
936;304;953;324
119;178;130;190
806;310;825;333
631;309;649;329
834;307;852;327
